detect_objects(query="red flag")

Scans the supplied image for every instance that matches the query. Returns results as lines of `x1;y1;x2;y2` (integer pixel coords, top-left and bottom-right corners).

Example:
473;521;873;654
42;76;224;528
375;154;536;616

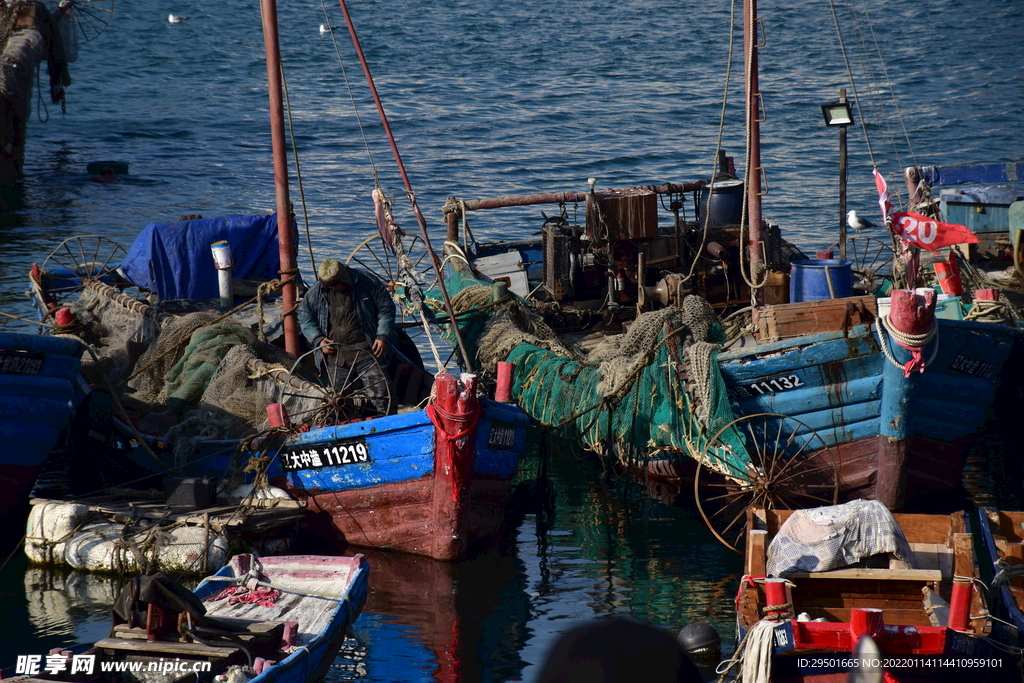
890;211;979;251
873;167;893;222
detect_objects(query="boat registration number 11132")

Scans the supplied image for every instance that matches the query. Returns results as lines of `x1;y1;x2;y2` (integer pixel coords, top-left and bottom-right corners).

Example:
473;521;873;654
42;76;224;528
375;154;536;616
279;439;370;472
735;374;805;397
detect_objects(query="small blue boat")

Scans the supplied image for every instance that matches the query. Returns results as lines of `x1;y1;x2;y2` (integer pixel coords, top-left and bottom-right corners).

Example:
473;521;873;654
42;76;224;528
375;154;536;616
81;553;369;682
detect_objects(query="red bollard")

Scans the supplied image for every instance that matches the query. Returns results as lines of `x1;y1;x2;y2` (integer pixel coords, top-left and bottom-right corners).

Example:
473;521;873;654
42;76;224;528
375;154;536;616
975;288;1000;301
54;308;74;326
495;362;514;402
850;607;884;640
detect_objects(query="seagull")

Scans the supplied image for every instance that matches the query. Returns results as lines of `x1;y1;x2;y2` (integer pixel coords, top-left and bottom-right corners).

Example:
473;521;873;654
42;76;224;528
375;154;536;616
847;210;876;232
168;13;189;23
320;24;339;33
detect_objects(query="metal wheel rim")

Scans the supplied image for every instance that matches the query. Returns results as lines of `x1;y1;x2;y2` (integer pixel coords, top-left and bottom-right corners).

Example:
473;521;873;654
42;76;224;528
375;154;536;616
40;235;127;303
694;412;838;554
827;236;896;293
51;0;114;44
276;342;393;426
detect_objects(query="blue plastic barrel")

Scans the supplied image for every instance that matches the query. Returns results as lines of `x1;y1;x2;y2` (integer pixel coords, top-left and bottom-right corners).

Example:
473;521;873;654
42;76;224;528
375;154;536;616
789;259;853;302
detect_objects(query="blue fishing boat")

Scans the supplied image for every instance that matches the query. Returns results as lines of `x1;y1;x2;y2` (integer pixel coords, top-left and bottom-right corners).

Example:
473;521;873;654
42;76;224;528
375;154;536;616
392;1;1024;554
0;332;88;526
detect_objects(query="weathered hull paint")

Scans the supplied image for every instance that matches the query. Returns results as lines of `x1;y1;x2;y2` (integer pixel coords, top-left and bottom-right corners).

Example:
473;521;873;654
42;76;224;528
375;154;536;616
653;319;1020;509
275;396;529;561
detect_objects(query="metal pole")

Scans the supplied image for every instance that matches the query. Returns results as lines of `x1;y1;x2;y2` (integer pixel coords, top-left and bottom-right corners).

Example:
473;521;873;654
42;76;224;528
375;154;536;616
260;0;300;357
336;0;474;373
744;0;764;308
838;88;848;261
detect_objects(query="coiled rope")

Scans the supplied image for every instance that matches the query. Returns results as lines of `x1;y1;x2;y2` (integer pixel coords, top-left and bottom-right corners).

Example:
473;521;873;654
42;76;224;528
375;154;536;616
875;314;938;376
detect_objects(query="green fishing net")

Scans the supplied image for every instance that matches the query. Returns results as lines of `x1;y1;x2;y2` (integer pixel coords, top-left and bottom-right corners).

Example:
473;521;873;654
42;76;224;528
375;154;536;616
417;271;750;477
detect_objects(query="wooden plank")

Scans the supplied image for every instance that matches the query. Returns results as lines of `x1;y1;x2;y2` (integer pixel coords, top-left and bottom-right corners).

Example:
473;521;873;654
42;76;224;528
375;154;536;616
787;568;942;581
758;296;877;342
953;533;975;578
95;637;239;658
746;529;767;576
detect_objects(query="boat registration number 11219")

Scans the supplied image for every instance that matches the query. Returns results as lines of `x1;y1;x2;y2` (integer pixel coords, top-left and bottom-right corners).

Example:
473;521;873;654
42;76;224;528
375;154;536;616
279;439;370;472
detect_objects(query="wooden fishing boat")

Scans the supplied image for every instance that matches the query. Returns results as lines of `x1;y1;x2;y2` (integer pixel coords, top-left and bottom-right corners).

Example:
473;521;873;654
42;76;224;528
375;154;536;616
733;505;1009;682
14;553;368;683
365;0;1024;554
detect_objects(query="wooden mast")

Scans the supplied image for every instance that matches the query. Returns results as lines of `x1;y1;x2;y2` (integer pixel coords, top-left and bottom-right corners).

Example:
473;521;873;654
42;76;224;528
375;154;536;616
259;0;300;356
744;0;764;308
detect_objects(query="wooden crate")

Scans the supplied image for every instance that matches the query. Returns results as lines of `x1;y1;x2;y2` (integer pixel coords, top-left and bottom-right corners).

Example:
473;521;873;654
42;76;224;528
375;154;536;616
757;295;877;342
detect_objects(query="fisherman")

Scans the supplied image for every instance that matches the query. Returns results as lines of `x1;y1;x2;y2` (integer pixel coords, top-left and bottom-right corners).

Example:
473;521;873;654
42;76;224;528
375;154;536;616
297;258;396;415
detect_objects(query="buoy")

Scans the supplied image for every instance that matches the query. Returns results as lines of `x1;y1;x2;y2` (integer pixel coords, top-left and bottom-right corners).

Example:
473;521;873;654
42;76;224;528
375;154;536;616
86;161;129;175
676;622;722;678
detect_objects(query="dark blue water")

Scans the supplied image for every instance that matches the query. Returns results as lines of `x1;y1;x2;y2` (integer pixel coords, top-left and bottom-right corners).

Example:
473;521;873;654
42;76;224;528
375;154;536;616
0;0;1021;679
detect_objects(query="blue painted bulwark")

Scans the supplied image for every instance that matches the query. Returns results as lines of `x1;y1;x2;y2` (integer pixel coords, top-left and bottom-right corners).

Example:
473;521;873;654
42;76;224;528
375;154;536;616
0;332;87;468
921;162;1024;186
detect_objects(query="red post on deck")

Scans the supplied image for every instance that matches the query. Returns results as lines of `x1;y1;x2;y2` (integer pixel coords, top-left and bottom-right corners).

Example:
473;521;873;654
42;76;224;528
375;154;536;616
888;289;936;335
259;0;300;357
425;373;481;560
495;362;515;403
948;580;973;632
849;608;884;641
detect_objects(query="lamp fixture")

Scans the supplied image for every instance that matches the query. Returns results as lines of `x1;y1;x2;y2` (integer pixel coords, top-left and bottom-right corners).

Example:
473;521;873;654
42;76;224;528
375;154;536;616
821;100;854;127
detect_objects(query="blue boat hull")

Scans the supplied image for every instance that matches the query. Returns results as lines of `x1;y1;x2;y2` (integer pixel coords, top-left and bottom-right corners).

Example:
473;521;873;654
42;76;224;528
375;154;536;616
684;319;1020;509
0;332;86;522
270;399;529;560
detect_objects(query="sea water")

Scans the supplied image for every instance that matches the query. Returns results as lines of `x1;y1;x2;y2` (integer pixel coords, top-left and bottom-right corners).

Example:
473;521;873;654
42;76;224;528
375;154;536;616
0;0;1021;679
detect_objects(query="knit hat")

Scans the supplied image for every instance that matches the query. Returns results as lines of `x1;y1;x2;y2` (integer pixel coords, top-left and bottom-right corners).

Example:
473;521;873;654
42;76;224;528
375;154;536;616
319;259;353;285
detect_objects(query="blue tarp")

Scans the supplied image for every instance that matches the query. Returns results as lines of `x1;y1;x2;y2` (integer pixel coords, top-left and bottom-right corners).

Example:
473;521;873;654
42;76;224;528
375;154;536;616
119;214;296;300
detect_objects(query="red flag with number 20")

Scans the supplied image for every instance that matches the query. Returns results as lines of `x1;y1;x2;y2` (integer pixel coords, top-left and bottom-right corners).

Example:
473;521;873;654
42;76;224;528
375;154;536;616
890;211;979;252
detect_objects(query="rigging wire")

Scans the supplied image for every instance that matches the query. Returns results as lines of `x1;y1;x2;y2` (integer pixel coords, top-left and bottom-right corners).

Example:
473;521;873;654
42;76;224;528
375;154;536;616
319;0;382;188
854;0;919;170
682;0;738;285
279;63;317;278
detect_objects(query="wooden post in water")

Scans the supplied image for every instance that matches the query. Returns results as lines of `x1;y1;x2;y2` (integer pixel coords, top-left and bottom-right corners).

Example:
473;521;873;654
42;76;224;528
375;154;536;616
259;0;300;356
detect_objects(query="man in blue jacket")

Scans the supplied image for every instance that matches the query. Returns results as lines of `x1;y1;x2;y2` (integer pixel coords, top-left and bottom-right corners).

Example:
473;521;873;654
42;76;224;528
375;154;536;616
296;258;396;415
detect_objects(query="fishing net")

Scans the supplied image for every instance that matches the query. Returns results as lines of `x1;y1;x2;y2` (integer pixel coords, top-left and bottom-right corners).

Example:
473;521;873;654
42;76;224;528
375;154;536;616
422;271;749;474
63;291;312;463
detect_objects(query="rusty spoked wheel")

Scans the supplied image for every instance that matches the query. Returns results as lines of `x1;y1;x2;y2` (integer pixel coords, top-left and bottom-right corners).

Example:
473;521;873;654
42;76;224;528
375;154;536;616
694;413;839;554
827;236;896;294
277;343;393;426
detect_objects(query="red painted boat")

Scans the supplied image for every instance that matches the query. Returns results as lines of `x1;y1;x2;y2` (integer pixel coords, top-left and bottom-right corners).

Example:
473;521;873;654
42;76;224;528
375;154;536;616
733;507;1011;682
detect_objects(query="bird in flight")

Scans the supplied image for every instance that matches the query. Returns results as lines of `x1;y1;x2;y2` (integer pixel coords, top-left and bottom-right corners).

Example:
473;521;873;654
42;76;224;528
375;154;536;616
847;210;876;232
168;13;189;23
320;24;339;33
